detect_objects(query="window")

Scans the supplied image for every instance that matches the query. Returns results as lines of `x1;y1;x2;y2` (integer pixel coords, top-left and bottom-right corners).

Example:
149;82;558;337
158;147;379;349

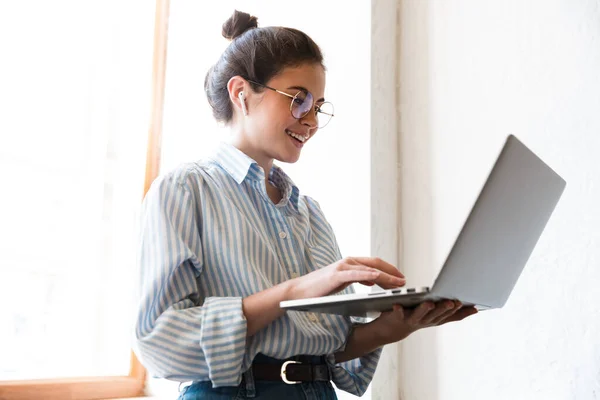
0;0;159;398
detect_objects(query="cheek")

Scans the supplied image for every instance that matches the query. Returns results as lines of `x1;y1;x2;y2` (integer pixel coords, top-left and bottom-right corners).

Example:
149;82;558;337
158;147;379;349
252;98;295;131
267;97;296;124
268;110;296;131
281;106;299;126
249;112;286;137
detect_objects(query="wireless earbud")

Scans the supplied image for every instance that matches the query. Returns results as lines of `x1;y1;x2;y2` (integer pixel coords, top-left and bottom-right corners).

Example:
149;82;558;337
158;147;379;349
238;91;248;116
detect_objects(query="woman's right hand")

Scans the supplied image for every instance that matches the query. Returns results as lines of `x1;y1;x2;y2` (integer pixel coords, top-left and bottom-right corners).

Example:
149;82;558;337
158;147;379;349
287;257;406;300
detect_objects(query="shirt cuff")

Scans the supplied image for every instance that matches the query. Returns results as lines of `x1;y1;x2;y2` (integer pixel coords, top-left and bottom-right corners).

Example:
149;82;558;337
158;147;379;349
199;297;247;387
326;347;382;396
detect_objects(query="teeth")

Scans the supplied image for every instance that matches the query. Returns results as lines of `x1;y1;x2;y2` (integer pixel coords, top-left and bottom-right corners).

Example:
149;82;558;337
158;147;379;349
286;130;308;142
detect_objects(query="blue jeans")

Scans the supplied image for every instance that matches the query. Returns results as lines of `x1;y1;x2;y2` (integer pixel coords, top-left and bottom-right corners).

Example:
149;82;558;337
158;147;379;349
177;354;338;400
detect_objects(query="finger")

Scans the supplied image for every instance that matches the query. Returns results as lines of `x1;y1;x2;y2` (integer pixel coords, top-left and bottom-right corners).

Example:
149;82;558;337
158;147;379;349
338;269;381;284
438;306;478;325
374;273;406;289
359;281;376;286
393;304;405;319
430;300;464;325
428;301;460;325
408;302;435;324
349;257;405;279
382;304;406;320
337;263;381;279
392;304;404;319
340;261;405;287
422;301;457;325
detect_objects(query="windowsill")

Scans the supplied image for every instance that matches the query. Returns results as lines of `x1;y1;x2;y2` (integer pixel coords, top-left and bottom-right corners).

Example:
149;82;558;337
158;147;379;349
113;397;156;400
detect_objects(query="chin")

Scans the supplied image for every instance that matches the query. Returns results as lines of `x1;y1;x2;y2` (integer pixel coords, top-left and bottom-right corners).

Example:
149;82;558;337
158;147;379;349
279;155;301;164
278;150;302;164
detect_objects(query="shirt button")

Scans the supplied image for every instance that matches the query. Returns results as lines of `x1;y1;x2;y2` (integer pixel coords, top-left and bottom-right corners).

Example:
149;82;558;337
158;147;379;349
291;272;299;278
279;231;287;239
309;313;319;323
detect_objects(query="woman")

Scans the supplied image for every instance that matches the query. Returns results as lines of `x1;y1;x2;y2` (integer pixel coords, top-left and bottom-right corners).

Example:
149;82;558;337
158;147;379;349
134;10;477;399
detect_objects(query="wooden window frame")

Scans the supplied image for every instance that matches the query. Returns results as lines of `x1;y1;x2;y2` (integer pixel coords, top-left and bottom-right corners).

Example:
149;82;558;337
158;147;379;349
0;0;170;398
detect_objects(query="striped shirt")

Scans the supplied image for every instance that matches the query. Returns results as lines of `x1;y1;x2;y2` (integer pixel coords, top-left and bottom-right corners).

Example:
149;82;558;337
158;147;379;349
134;142;381;396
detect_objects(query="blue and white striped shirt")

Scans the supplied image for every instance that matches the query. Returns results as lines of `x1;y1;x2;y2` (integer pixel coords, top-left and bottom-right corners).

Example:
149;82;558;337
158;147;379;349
134;142;381;396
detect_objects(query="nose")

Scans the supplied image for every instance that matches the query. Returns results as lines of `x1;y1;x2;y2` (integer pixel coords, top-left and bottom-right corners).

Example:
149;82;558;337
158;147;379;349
299;108;318;130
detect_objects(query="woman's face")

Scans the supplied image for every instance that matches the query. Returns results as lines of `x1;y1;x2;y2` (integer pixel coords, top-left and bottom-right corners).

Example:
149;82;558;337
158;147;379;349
238;63;326;166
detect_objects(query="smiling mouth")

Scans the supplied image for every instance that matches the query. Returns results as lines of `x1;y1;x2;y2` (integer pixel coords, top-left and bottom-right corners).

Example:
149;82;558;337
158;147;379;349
285;129;309;143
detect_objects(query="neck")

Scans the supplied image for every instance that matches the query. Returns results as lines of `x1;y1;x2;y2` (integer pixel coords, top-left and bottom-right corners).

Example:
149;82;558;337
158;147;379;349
228;134;274;182
228;133;282;204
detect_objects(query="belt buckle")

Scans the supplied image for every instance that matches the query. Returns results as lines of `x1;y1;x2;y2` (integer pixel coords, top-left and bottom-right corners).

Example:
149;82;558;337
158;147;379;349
280;360;301;384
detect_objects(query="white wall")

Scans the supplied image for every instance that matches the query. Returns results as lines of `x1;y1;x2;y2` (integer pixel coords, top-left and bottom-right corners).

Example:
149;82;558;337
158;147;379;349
369;1;403;399
395;1;600;399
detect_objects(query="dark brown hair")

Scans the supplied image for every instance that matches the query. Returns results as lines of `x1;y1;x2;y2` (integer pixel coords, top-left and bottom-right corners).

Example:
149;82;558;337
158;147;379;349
204;10;325;123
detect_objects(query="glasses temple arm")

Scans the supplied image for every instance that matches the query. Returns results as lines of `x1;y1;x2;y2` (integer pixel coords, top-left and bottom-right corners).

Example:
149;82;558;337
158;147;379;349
247;79;295;99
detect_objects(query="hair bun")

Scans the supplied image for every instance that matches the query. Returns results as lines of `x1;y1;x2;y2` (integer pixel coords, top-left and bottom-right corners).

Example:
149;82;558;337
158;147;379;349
222;10;258;41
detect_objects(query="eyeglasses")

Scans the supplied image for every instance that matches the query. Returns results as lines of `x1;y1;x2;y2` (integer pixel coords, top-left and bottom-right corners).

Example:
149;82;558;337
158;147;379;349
247;80;334;129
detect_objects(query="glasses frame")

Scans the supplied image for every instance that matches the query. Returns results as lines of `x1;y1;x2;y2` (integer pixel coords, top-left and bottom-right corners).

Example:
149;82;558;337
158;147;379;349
246;79;334;129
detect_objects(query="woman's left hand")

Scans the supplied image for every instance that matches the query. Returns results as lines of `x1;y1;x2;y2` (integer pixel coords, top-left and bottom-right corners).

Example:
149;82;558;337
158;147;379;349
372;300;479;344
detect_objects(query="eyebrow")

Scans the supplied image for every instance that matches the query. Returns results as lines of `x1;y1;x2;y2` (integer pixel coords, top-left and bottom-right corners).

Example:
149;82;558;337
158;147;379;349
287;86;325;103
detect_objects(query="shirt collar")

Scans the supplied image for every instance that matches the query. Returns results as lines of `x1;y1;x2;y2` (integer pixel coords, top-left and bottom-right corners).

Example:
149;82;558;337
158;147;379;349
211;142;264;184
210;142;301;212
269;164;301;213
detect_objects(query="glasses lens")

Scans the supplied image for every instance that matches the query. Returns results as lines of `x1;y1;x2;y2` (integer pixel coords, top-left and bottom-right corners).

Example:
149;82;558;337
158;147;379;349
291;90;313;119
316;102;334;129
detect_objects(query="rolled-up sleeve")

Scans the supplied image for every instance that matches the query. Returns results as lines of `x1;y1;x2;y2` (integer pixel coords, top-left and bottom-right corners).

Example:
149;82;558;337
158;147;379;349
326;347;382;396
134;173;247;387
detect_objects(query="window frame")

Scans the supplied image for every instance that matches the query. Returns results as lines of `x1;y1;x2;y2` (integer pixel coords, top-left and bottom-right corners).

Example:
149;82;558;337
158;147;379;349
0;0;170;398
0;353;145;400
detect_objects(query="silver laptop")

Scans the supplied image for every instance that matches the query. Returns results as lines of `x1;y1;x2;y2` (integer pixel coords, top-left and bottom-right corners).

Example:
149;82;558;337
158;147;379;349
280;135;566;317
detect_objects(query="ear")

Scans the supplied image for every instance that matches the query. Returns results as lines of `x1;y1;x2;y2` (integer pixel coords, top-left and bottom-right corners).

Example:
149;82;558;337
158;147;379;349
227;76;249;117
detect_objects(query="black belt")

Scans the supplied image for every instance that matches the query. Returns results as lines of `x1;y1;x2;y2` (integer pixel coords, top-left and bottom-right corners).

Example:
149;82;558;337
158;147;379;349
251;359;331;384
